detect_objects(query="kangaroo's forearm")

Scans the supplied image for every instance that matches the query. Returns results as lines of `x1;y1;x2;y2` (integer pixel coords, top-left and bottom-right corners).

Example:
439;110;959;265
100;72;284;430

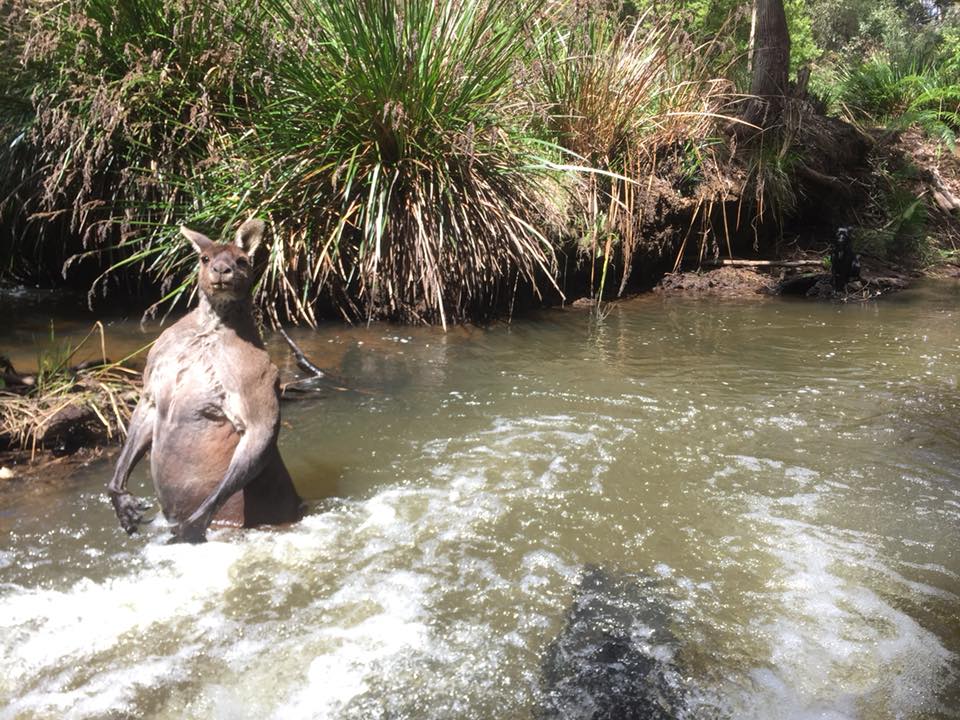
107;403;154;495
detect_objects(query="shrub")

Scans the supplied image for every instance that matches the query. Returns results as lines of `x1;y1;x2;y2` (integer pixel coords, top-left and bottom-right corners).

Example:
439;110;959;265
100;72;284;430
0;0;264;293
231;0;561;326
3;0;564;326
837;55;960;149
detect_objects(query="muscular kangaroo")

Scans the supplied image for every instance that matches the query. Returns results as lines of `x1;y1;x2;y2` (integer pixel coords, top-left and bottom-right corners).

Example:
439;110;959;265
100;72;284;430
107;219;302;543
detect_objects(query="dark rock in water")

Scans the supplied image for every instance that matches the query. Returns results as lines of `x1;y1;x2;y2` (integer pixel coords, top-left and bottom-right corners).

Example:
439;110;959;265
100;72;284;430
539;566;686;720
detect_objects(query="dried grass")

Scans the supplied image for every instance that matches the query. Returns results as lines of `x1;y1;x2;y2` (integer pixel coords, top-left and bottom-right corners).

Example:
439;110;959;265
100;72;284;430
535;9;735;302
0;323;142;457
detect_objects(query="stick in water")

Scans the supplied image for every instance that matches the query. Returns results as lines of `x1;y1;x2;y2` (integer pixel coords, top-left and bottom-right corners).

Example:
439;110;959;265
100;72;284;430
276;326;325;378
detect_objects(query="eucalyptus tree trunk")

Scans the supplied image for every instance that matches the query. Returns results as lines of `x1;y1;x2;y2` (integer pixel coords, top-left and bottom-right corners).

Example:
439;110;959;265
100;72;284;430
742;0;790;131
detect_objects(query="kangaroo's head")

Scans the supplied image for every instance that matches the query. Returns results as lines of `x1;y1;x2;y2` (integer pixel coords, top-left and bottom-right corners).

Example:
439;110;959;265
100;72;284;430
180;219;265;306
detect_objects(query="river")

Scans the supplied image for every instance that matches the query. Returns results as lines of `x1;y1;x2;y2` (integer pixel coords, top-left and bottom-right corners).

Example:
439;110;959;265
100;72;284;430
1;282;958;719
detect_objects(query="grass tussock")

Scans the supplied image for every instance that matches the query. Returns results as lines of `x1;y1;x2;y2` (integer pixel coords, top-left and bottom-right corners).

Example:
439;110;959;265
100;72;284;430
2;0;737;323
244;0;562;327
0;323;142;457
536;9;733;297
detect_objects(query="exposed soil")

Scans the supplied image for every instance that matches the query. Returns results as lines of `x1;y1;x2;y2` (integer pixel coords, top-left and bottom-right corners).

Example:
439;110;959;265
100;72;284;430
654;256;919;300
654;266;777;297
651;102;960;301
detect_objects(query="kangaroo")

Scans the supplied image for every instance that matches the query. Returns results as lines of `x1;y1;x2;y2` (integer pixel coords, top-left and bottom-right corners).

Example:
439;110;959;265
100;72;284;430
107;219;302;543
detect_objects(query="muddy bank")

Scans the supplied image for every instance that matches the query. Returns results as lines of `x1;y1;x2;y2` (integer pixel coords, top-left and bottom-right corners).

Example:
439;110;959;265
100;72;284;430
0;446;111;488
654;266;778;297
653;258;920;300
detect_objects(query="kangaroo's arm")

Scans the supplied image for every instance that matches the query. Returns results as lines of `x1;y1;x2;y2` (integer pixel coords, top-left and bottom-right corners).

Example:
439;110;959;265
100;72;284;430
107;400;156;533
171;371;280;543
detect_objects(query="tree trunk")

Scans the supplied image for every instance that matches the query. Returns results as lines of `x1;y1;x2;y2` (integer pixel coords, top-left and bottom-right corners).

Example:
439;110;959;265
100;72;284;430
751;0;790;98
740;0;790;132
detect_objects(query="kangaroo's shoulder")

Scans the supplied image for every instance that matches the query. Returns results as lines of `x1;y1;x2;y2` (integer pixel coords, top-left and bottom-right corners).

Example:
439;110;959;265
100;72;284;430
142;311;202;388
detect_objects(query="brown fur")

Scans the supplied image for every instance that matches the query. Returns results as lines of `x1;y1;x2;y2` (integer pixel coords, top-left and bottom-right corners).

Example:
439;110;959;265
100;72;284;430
107;219;302;542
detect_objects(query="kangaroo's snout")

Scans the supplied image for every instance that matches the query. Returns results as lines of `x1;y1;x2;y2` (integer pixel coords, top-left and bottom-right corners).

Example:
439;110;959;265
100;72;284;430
211;260;234;280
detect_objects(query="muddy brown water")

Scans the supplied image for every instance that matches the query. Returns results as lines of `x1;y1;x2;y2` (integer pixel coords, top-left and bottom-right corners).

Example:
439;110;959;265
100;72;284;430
1;282;959;719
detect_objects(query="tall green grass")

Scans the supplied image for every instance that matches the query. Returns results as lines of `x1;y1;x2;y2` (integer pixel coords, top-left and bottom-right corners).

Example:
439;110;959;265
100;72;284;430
1;0;734;324
241;0;560;326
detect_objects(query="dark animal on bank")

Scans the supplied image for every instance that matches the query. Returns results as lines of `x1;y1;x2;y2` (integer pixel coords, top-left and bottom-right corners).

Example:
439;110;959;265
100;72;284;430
539;566;687;720
107;219;302;543
830;226;860;291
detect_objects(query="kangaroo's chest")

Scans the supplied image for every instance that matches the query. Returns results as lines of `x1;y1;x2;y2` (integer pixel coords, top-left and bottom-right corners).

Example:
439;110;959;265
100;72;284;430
147;328;266;431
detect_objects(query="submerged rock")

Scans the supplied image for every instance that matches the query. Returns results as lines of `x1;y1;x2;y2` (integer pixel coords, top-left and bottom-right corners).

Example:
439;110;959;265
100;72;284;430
539;566;686;720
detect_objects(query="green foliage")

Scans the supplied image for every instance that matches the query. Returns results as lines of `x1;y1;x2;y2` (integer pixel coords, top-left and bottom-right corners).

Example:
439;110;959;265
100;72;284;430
938;16;960;78
785;0;820;72
6;0;958;323
3;0;741;322
677;0;820;79
857;160;932;262
743;129;799;235
0;0;265;286
2;0;570;326
34;322;74;394
805;0;960;133
835;55;960;148
807;0;939;60
837;56;923;117
241;0;558;326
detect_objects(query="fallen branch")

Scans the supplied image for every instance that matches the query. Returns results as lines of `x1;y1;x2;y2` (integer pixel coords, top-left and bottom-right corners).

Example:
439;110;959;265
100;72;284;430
276;326;325;378
704;258;823;268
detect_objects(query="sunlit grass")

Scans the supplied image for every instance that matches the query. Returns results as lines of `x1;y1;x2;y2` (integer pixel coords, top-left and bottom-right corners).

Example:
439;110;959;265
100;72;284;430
2;0;740;324
534;9;732;300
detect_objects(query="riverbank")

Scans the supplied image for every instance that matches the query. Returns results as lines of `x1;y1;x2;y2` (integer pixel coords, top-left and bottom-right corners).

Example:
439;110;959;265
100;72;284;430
0;316;141;475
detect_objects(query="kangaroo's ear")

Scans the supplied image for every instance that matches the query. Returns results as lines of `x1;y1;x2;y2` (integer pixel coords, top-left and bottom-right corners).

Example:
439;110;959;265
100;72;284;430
180;226;214;254
235;219;265;255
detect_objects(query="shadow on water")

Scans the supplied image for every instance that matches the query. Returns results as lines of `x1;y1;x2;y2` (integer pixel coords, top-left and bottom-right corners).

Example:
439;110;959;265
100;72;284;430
539;566;687;720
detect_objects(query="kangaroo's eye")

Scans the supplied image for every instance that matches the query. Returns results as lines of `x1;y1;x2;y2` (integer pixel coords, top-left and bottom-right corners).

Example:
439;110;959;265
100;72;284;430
236;256;249;267
201;255;210;264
